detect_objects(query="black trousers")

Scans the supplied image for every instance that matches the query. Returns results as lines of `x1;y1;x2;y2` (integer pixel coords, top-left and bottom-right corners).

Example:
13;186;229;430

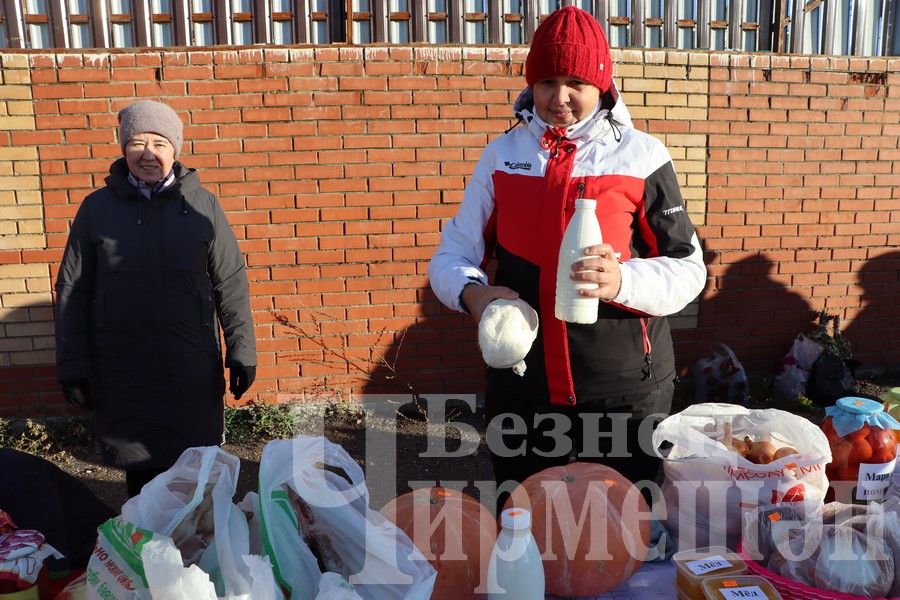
483;378;674;513
125;467;167;498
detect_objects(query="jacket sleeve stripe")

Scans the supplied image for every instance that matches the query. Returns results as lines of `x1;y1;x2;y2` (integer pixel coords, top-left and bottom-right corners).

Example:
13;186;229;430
613;161;707;316
428;148;497;313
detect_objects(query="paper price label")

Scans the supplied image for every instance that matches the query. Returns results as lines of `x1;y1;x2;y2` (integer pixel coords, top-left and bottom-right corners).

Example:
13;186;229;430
719;586;768;599
856;458;897;501
686;555;732;575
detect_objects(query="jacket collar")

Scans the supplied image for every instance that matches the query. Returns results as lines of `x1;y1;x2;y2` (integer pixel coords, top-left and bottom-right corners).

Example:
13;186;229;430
127;170;177;199
106;158;200;199
512;81;633;144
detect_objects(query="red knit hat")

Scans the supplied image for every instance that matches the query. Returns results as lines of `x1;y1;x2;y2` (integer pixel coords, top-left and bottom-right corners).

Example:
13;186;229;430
525;7;612;93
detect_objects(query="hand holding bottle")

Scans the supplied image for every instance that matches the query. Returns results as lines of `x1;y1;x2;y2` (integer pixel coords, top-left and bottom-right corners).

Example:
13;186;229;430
570;243;621;301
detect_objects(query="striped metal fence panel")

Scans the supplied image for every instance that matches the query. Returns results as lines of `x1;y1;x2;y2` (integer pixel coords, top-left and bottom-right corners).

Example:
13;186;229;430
0;0;897;55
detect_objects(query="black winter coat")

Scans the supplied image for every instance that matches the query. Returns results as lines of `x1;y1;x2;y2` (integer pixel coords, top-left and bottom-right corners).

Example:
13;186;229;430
55;159;256;469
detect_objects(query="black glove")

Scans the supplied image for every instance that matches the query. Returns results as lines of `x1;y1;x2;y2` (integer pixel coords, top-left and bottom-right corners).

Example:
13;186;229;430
61;379;93;409
229;365;256;400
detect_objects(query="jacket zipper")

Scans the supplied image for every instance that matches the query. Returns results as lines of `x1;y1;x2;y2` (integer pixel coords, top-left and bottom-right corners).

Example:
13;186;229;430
640;317;654;381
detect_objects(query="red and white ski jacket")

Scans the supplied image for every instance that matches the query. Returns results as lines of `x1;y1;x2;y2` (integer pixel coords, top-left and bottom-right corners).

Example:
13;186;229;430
429;88;706;408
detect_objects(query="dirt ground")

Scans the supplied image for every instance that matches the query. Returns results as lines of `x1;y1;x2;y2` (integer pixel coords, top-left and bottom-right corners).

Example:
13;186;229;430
47;378;895;515
48;398;495;513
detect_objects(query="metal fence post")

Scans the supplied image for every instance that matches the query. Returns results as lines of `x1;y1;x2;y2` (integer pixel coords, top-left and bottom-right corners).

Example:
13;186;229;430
524;0;539;42
886;0;899;55
488;0;501;43
729;0;742;49
663;0;676;47
631;0;645;47
594;0;608;39
790;0;805;53
697;0;709;49
758;0;773;50
1;0;898;53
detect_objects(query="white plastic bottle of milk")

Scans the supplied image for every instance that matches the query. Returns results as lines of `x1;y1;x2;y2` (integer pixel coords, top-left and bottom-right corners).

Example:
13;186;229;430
555;198;603;324
487;508;545;599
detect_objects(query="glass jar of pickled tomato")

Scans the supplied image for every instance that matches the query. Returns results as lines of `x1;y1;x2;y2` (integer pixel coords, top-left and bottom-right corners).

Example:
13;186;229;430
821;397;900;502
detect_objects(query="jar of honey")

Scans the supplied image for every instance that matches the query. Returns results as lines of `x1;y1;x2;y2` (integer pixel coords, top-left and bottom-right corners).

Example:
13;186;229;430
701;575;784;599
821;396;900;502
673;546;747;600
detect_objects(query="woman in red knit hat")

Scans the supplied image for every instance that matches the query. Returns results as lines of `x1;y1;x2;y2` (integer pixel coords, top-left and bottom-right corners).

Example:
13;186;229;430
429;7;706;511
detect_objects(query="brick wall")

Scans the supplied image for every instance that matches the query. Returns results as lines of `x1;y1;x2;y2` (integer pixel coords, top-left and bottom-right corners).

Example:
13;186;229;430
0;46;897;417
694;54;900;376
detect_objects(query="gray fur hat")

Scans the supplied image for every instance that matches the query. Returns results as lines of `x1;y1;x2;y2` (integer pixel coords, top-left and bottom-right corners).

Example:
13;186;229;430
117;100;184;158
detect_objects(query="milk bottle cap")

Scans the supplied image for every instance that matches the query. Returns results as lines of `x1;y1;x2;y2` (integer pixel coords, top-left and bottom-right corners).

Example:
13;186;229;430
500;508;532;530
574;198;596;209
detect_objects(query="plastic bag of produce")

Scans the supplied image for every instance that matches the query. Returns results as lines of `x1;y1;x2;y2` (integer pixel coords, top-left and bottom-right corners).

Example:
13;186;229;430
653;403;831;549
120;446;281;599
770;520;894;598
315;572;364;599
845;501;900;597
86;518;155;600
773;334;824;401
142;536;218;600
740;500;822;562
811;524;893;597
692;344;749;405
258;436;436;600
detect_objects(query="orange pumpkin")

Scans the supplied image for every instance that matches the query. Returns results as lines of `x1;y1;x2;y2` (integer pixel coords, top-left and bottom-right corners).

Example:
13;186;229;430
380;487;497;600
504;462;651;597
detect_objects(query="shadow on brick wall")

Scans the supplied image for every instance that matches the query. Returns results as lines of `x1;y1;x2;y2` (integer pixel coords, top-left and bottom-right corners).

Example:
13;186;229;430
361;292;486;402
843;250;900;368
0;301;64;419
694;252;817;375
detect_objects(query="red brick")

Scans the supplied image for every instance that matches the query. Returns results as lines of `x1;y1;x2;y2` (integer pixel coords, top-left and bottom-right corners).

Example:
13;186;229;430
7;47;900;415
78;82;134;97
164;65;214;79
188;80;239;95
241;107;292;122
32;84;84;99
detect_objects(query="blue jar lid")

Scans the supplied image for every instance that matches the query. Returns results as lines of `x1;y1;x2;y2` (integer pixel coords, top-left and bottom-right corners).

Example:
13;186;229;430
835;396;884;416
826;396;900;437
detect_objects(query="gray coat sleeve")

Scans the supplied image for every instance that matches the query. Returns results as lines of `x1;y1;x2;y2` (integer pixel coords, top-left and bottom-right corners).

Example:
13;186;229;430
207;194;256;367
55;201;95;381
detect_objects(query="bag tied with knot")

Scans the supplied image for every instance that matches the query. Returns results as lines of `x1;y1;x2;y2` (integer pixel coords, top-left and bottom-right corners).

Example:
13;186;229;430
478;298;539;376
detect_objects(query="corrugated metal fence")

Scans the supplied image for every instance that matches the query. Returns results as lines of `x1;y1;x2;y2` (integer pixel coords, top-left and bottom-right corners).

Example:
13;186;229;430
0;0;897;55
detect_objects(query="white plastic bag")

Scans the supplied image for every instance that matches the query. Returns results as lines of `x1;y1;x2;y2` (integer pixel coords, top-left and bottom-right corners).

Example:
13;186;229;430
653;403;832;549
121;446;281;600
86;518;155;600
315;572;364;599
478;298;539;376
692;344;749;405
766;517;894;597
237;492;264;557
142;537;218;600
773;334;824;401
257;436;436;600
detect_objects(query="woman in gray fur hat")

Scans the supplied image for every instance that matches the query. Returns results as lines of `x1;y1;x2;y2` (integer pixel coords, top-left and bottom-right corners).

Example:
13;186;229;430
55;99;257;498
